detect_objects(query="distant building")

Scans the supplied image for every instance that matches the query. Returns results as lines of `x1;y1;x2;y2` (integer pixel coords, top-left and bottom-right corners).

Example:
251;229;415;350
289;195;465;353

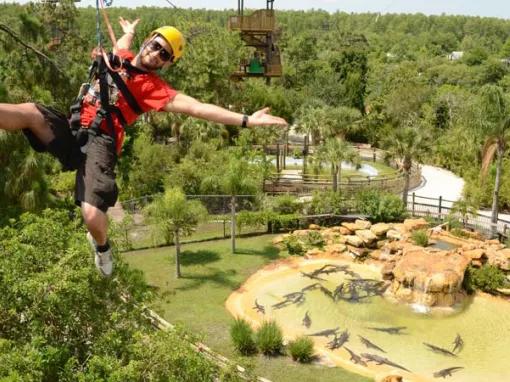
447;51;464;61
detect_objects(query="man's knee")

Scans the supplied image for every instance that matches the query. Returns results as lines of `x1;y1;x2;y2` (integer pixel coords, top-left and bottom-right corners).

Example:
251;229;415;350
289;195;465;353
82;203;105;224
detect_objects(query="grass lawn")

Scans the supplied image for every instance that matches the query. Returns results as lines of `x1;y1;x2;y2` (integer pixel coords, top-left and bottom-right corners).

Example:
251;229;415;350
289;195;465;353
122;235;371;382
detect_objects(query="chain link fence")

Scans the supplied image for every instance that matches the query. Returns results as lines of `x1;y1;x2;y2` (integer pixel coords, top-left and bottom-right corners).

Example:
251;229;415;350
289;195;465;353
110;192;510;252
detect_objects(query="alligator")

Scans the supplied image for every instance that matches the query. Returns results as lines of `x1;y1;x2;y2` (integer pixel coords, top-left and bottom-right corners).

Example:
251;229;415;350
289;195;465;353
302;310;311;328
327;330;349;350
301;283;321;292
367;326;407;335
307;327;340;338
423;342;457;357
252;299;265;314
358;335;386;353
301;270;326;281
319;285;335;301
433;366;464;378
344;347;367;366
452;334;464;353
361;353;411;372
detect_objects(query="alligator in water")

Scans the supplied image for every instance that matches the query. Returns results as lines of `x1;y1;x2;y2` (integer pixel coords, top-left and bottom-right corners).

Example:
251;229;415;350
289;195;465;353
344;347;367;366
301;283;321;292
367;326;407;335
423;342;457;357
433;366;464;378
361;353;411;372
358;335;386;353
327;330;349;350
302;310;311;329
307;327;340;338
452;334;464;353
301;270;326;281
252;299;265;314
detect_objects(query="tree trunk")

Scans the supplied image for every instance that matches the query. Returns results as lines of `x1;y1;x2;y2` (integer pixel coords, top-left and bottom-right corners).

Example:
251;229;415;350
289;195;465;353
491;144;504;236
332;164;338;192
174;230;181;278
337;165;342;193
303;135;309;175
276;143;280;173
230;195;236;253
402;157;412;206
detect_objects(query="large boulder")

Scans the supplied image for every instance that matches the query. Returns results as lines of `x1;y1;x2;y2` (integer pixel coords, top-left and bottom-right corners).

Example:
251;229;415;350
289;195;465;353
390;249;470;307
342;221;368;232
345;235;364;247
386;229;403;241
324;243;347;255
403;218;429;232
486;248;510;271
356;229;378;245
371;223;392;237
355;219;371;230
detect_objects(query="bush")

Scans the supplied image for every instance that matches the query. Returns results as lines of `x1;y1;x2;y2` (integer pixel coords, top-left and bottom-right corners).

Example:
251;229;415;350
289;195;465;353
411;229;429;247
309;190;345;215
463;265;507;294
282;235;306;256
255;321;284;356
230;318;257;355
305;230;325;249
287;336;314;363
268;194;302;215
356;189;407;222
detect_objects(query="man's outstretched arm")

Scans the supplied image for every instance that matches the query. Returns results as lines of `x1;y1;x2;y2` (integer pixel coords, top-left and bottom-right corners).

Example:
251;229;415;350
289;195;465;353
114;17;139;53
163;93;288;127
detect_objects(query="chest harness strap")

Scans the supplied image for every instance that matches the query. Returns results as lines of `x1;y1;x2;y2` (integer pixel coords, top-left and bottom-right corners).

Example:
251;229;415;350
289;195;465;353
69;53;144;151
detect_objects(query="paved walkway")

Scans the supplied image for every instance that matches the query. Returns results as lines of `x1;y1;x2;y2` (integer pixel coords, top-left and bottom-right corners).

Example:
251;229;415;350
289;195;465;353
409;164;510;222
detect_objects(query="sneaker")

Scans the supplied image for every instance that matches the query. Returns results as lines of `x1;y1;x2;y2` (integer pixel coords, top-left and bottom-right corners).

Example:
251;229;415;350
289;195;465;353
86;232;114;277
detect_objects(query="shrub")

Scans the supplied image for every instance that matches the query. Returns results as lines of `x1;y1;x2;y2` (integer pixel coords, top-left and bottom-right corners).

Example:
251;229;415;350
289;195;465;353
287;336;314;363
230;318;257;355
282;235;306;256
268;194;302;215
411;229;429;247
255;321;284;356
356;189;407;222
309;190;345;215
305;230;325;249
463;265;507;294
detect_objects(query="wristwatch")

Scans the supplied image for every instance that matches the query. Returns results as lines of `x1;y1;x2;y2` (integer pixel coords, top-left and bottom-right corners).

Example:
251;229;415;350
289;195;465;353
241;114;249;128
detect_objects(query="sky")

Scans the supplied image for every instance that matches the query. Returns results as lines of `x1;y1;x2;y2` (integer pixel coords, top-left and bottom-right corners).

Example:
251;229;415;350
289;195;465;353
64;0;510;19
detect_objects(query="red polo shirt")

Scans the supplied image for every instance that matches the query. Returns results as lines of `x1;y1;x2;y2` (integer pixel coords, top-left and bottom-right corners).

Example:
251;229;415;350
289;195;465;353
80;49;178;154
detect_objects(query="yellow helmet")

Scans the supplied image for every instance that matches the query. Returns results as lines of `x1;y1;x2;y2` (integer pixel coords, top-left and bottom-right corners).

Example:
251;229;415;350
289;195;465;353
151;26;185;62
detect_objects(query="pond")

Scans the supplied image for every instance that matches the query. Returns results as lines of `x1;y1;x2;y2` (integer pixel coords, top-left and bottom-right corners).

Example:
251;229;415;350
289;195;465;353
226;257;510;382
271;157;379;177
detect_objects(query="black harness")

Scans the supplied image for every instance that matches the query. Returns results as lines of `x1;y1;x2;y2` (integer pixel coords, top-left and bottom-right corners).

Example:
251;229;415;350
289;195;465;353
69;53;144;151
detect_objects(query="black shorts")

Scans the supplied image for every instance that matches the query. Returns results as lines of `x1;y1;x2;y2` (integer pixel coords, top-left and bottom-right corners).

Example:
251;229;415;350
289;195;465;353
23;104;118;213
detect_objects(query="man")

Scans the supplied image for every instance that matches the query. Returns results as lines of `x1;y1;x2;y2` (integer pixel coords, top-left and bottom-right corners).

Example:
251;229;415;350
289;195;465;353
0;18;287;277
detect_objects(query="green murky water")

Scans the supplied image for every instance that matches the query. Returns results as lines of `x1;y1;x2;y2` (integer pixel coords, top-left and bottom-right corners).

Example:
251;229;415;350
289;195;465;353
252;260;510;381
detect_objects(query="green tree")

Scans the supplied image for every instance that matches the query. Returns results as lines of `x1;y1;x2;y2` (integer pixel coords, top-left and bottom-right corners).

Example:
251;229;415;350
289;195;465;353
317;137;360;192
201;155;259;253
144;187;208;278
383;121;431;205
479;85;510;234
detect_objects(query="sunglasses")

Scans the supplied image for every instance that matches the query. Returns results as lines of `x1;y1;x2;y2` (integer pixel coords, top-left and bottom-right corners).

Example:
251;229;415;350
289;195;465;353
148;40;174;62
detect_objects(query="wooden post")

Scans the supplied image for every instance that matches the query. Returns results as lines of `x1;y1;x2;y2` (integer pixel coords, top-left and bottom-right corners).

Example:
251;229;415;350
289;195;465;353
438;196;442;220
276;143;280;173
412;192;416;216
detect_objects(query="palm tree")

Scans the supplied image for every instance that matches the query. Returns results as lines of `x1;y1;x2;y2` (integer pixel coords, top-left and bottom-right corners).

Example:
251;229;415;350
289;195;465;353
144;187;208;278
201;155;259;253
317;138;360;192
479;85;510;234
383;120;430;205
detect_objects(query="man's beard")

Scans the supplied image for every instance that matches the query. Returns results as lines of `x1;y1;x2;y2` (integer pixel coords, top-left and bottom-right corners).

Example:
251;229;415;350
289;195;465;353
140;51;163;71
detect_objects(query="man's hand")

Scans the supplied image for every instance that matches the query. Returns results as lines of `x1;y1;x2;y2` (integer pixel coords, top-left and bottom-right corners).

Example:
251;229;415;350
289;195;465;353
119;17;140;35
248;107;288;127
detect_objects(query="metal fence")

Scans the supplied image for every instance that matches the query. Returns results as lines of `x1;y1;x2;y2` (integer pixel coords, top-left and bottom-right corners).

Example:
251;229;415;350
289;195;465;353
408;193;510;240
110;192;510;251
